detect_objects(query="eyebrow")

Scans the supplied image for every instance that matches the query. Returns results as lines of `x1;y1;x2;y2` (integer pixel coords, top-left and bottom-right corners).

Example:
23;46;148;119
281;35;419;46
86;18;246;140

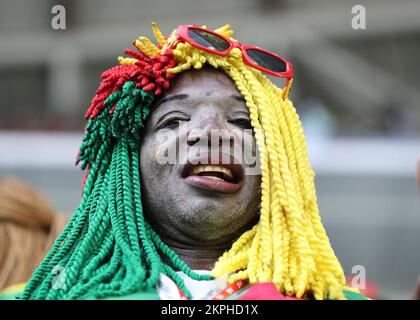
231;95;245;103
155;93;189;107
155;93;245;108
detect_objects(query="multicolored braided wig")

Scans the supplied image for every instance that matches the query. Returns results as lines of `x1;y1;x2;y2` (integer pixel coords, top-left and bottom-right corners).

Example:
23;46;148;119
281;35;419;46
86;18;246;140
22;23;349;300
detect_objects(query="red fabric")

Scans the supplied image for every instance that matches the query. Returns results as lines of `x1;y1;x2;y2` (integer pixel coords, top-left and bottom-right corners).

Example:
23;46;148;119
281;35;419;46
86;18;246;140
85;48;176;120
236;283;300;300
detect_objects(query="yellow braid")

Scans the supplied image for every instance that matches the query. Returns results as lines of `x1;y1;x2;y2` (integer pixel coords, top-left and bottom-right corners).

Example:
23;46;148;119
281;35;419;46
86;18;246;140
139;36;160;56
133;38;156;58
117;57;137;65
120;23;348;300
257;72;317;296
151;22;167;48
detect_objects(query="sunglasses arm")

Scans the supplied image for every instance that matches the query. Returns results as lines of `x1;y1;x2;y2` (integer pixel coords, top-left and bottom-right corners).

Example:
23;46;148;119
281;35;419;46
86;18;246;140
282;78;293;100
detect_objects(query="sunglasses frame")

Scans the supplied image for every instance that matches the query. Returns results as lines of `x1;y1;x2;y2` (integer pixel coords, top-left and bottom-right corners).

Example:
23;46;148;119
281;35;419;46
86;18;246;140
169;25;293;93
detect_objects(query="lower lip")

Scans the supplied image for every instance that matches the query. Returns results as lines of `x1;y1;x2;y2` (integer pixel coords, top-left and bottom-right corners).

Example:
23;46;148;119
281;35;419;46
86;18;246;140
183;175;242;194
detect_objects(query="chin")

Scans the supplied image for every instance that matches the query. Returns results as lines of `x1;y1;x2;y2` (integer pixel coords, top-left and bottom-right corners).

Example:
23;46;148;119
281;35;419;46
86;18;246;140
187;199;238;217
182;205;246;231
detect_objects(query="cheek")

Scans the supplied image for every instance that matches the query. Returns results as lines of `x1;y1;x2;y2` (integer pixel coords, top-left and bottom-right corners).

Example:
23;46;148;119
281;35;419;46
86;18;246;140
231;129;258;168
246;174;261;195
140;133;176;177
240;173;261;211
140;138;160;173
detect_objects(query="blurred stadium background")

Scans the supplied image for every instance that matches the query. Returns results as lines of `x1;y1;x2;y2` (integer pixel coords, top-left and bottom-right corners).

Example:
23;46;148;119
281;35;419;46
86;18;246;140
0;0;419;298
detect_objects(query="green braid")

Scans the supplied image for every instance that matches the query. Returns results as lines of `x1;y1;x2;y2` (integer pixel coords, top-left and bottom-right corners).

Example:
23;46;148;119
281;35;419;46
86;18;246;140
21;81;212;300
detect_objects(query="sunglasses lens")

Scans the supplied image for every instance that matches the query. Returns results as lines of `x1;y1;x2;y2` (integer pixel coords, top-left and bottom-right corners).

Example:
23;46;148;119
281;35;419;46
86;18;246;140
187;28;230;51
246;49;287;73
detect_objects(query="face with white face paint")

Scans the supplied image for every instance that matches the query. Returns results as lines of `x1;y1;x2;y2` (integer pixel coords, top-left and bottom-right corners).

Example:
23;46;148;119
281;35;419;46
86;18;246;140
139;67;261;266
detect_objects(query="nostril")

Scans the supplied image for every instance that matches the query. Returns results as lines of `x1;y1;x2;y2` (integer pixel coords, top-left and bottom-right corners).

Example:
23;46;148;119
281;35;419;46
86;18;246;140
187;128;205;146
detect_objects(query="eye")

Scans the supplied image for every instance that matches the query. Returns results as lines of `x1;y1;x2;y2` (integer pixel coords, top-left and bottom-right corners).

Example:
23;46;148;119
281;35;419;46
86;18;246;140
157;117;189;130
228;118;252;130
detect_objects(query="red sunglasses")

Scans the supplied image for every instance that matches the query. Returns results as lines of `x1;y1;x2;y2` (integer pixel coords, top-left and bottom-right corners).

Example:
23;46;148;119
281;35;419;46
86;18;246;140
166;25;294;98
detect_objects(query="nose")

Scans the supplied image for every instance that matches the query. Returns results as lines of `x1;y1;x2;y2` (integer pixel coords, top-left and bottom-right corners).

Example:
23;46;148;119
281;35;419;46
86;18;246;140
187;117;235;148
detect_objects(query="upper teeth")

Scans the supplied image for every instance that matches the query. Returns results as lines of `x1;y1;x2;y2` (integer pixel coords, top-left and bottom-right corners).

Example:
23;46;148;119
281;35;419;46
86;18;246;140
191;165;234;179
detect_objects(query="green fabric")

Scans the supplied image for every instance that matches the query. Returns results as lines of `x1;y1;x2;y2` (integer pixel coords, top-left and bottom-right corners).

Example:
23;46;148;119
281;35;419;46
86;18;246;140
342;290;369;300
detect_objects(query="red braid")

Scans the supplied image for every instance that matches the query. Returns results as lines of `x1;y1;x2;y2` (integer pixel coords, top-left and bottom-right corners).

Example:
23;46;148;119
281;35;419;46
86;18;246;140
85;48;177;120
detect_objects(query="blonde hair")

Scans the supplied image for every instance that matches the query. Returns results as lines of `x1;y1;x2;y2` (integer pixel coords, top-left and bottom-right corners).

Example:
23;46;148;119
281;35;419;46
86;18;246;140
0;178;69;291
119;23;348;300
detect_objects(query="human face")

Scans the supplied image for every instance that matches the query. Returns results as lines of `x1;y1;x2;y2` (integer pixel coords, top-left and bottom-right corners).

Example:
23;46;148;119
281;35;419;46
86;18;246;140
139;67;261;247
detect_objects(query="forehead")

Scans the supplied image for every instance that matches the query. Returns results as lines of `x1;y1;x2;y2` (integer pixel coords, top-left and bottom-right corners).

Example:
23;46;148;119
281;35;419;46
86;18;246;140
166;67;241;97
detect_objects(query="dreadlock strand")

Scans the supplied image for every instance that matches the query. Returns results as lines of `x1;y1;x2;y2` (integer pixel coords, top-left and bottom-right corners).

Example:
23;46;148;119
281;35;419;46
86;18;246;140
245;71;314;296
139;36;160;56
129;140;163;288
238;64;293;284
133;39;155;58
151;22;167;48
224;65;273;279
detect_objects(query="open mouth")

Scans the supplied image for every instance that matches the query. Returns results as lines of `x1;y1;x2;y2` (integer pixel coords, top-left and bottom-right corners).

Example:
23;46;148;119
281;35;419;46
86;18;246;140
181;161;244;194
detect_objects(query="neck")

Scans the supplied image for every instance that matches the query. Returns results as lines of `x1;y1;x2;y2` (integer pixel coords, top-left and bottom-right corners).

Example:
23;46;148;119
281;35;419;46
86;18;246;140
161;237;229;271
